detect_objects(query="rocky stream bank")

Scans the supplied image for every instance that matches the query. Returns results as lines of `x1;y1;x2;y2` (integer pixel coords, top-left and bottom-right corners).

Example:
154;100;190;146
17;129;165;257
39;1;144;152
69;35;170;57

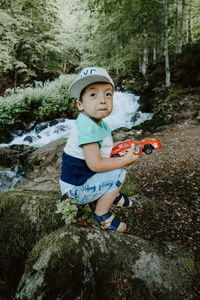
0;93;200;299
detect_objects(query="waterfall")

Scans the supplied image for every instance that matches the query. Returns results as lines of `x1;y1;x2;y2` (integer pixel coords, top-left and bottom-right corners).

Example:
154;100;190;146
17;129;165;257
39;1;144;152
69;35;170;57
0;91;152;148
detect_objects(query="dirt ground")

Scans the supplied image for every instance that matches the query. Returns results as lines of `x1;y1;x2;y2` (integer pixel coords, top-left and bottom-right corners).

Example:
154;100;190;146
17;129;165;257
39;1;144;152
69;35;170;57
118;119;200;299
128;119;200;239
131;119;199;202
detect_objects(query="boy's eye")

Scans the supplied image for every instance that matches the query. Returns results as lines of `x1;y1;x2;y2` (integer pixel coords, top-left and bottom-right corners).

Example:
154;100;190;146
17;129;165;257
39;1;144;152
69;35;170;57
106;92;112;97
90;93;96;97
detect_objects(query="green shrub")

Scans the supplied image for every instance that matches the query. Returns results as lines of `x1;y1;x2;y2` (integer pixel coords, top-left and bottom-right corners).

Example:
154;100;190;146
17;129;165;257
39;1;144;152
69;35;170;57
0;75;78;136
152;87;182;124
56;198;78;225
55;199;93;225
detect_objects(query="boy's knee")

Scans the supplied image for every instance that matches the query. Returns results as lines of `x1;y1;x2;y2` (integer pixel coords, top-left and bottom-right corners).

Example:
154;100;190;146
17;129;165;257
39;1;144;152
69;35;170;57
111;168;126;187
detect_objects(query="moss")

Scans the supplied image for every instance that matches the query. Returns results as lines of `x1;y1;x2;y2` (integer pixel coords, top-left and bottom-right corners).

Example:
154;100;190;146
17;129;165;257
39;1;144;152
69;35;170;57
0;190;63;299
120;173;138;197
25;156;38;173
16;225;197;299
170;256;198;290
17;226;86;300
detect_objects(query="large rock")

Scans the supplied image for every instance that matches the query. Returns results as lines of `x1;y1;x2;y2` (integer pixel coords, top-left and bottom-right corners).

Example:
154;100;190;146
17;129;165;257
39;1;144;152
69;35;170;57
0;190;63;299
15;225;197;300
17;138;66;191
26;138;66;169
0;145;36;169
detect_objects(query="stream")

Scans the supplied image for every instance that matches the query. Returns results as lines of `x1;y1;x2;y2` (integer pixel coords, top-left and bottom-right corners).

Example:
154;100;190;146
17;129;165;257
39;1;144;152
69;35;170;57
0;91;152;190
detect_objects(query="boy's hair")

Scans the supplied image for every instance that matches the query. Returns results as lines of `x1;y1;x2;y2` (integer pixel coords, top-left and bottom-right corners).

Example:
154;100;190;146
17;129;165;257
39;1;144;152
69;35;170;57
69;67;114;99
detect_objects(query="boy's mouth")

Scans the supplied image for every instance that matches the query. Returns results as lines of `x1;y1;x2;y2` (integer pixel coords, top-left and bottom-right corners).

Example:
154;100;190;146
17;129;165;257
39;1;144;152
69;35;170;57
98;107;107;111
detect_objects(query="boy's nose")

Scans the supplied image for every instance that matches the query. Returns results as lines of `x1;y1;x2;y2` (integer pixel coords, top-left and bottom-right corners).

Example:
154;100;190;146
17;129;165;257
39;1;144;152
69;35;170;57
100;95;106;104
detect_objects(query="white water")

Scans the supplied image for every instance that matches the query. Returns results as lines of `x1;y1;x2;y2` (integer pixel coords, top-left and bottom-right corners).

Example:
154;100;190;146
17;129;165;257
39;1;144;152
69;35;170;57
0;91;152;190
0;168;25;191
1;91;152;148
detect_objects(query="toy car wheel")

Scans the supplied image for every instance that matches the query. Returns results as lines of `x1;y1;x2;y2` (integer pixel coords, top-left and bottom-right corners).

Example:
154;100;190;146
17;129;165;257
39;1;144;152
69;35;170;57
111;153;120;158
142;144;154;155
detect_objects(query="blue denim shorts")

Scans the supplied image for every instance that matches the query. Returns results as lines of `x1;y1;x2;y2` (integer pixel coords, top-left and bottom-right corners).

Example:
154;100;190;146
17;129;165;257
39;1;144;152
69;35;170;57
60;168;126;205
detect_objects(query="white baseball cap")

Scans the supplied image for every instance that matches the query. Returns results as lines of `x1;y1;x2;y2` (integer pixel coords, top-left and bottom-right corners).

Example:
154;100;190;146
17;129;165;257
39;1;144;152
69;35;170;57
69;67;115;99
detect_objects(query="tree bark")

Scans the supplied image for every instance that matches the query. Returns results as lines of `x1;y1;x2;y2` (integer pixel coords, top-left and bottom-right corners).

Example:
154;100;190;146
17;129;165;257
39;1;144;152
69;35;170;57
175;0;179;54
178;0;186;54
164;0;170;88
63;62;66;73
14;67;18;92
141;31;148;77
186;0;192;43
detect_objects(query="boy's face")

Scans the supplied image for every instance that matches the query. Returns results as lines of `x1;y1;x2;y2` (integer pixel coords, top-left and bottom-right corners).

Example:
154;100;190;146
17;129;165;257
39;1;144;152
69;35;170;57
77;82;114;125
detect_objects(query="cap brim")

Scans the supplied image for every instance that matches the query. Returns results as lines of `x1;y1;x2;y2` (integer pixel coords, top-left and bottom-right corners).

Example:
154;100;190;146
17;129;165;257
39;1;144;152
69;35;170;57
69;75;114;99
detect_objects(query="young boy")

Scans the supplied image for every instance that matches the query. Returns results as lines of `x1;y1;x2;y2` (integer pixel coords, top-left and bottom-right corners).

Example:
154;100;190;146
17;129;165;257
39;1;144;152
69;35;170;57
60;67;139;232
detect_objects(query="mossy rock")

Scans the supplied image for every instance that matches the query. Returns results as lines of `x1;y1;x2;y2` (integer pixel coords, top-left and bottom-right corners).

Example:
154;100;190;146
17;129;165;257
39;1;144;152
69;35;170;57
0;190;63;299
15;225;198;300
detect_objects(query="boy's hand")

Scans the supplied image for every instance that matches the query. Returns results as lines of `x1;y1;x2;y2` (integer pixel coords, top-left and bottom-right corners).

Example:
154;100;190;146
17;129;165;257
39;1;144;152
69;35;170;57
125;145;139;164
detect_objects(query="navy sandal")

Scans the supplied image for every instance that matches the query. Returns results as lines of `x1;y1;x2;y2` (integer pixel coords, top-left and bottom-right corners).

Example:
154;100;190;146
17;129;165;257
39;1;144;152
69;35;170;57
113;193;132;208
92;211;126;232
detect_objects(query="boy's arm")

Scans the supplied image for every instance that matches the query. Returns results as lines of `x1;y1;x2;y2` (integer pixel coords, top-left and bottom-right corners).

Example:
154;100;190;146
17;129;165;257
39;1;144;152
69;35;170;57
83;142;138;172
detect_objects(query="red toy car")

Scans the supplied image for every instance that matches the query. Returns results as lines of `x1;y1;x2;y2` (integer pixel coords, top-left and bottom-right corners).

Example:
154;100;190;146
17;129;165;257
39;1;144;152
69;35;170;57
110;138;161;157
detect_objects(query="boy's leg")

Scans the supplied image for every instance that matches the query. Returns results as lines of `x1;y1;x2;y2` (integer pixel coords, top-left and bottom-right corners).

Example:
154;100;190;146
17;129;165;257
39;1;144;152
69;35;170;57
94;178;125;216
62;169;128;231
94;178;127;232
63;168;127;206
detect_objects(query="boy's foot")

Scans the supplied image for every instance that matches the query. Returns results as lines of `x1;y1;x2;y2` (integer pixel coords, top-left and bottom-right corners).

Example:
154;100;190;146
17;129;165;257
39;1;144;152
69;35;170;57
113;193;133;208
93;211;126;232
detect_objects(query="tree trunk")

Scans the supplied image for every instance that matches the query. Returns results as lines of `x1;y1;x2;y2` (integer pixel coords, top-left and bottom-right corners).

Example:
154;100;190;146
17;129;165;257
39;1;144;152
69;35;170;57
63;62;66;73
175;0;179;54
164;0;170;88
14;67;18;92
138;52;142;73
178;0;186;54
153;45;157;62
141;31;148;77
186;0;192;43
153;36;157;62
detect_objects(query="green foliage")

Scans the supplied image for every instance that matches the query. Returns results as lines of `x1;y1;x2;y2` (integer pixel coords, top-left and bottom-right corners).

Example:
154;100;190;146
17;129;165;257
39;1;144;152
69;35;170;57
56;199;93;225
0;1;59;73
81;204;93;223
1;0;200;89
81;0;165;75
69;0;200;85
55;198;93;225
0;0;80;78
152;88;182;124
0;75;77;136
56;198;78;225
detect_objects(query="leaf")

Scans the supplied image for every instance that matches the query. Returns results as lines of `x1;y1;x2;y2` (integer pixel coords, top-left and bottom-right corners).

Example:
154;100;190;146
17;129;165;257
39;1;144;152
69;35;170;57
55;197;78;225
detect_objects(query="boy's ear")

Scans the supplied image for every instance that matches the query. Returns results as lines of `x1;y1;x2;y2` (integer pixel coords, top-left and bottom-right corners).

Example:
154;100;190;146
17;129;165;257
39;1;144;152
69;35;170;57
77;100;83;111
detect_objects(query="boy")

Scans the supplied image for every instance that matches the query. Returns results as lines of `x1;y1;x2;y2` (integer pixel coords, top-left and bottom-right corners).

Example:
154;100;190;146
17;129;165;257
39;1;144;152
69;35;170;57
60;67;139;232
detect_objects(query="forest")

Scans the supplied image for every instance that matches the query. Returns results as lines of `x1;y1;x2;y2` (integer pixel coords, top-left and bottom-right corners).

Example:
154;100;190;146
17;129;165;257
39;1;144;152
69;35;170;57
0;0;200;135
0;0;200;90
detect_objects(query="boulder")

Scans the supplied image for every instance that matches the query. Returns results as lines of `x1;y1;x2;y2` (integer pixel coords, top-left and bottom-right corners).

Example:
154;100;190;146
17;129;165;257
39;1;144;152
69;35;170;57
0;145;36;169
26;138;66;169
0;190;63;299
112;128;144;142
17;138;67;191
15;225;197;300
